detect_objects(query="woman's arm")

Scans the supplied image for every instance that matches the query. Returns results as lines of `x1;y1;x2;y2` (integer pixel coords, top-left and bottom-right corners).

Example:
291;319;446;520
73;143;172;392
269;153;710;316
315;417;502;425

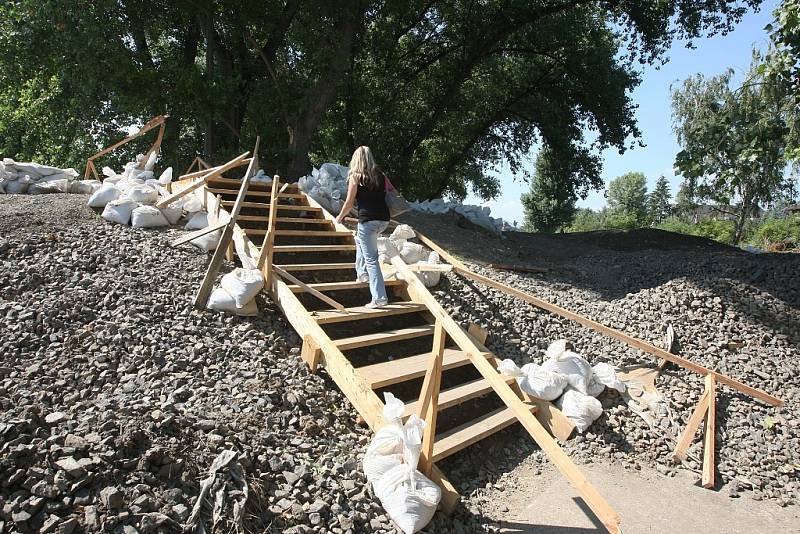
336;177;358;223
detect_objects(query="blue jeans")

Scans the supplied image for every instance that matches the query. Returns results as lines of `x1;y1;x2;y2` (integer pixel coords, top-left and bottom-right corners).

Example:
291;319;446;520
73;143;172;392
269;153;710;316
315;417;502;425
355;220;389;302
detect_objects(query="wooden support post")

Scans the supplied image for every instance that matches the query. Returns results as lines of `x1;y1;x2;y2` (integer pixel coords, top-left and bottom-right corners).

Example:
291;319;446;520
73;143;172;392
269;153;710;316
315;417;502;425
156;151;250;209
702;374;717;489
258;175;281;283
193;140;260;309
84;115;168;181
171;221;228;247
418;319;446;477
390;255;621;534
672;389;710;462
301;335;322;373
272;265;346;311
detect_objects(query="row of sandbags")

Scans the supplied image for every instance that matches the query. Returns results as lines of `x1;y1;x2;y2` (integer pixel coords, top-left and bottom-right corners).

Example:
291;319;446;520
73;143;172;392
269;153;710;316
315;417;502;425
363;394;442;534
410;198;508;235
497;340;626;433
378;224;442;287
0;158;101;195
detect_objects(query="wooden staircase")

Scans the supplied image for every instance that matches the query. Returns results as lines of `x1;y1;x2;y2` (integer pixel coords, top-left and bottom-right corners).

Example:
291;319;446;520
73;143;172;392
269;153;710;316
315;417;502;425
171;168;622;534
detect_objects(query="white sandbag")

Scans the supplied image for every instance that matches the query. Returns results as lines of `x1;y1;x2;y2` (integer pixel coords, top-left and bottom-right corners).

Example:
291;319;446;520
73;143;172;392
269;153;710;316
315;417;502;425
87;185;121;208
585;376;606;397
158;167;173;185
185;212;209;230
497;359;568;401
374;415;440;533
556;387;603;433
591;362;626;393
220;268;264;308
101;199;138;225
363;393;407;485
103;174;123;184
29;179;70;194
542;345;593;395
545;339;568;360
5;180;28;194
183;196;203;213
400;242;425;264
191;229;221;252
390;224;416;241
131;205;169;228
160;203;183;225
144;151;158;171
127;185;159;205
69;180;102;194
417;251;442;288
102;166;116;177
207;287;258;316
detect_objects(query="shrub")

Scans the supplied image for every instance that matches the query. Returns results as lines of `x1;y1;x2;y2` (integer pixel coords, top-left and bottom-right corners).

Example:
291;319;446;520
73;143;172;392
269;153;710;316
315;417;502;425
750;216;800;249
656;217;736;244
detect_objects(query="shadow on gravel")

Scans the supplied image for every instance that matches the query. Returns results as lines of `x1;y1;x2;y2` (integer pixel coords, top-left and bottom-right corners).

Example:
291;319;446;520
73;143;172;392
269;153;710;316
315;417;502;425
469;497;607;533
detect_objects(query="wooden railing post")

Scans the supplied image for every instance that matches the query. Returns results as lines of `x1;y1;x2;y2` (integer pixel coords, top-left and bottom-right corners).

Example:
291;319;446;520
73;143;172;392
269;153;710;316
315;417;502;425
258;174;281;285
417;318;446;477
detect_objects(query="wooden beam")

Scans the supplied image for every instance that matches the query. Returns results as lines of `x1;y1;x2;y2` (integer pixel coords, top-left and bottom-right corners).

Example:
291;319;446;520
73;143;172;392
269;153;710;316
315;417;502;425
672;390;710;462
418;319;446;477
156;151;250;209
301;335;322;373
193;143;259;309
489;263;549;274
84;115;168;181
702;374;717;489
171;220;228;247
272;265;346;311
390;255;621;534
413;230;467;270
258;175;281;277
453;266;782;407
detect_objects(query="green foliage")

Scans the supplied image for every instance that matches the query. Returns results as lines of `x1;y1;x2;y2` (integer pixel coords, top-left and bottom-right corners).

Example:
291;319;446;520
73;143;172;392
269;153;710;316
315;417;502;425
672;54;797;243
750;215;800;247
656;217;737;244
648;175;672;224
0;0;771;199
566;208;607;232
673;181;699;221
607;172;649;225
521;147;577;233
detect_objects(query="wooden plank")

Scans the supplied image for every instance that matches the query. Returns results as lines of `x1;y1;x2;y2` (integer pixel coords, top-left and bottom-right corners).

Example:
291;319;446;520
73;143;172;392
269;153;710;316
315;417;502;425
272;265;345;311
702;374;716;489
333;325;435;351
490;263;549;274
313;301;426;324
357;348;475;389
221;201;320;211
85;115;168;181
208;176;291;188
672;390;710;462
405;376;516;420
245;229;352;237
257;175;281;274
274;244;356;253
275;217;331;224
207;187;304;199
171;220;227;247
413;230;468;270
288;279;402;292
453;266;782;408
391;255;622;534
418;319;446;477
278;262;356;272
304;193;355;234
156;151;250;208
193;143;259;309
301;335;322;373
432;406;534;462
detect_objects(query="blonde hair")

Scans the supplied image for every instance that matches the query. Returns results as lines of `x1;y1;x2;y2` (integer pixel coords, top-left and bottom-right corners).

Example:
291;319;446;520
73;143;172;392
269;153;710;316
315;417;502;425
348;146;381;189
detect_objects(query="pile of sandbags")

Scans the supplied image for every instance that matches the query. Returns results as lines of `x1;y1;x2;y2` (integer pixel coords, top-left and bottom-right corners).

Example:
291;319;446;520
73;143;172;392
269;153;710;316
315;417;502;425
207;268;264;316
297;163;348;215
0;158;100;195
378;224;443;288
409;198;507;235
363;393;441;534
498;339;626;433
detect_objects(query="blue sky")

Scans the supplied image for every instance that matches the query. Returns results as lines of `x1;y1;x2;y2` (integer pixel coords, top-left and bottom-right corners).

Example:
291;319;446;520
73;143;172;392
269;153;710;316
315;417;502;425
466;1;779;227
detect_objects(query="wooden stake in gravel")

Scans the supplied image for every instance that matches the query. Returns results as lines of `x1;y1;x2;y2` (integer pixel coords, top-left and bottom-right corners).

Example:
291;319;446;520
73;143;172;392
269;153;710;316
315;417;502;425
193;139;260;309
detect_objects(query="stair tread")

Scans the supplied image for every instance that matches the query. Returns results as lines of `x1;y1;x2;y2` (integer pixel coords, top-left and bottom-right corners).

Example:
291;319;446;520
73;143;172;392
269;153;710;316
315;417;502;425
432;405;534;462
207;177;298;189
357;349;478;389
208;187;304;199
287;279;402;292
275;217;330;224
333;325;435;351
313;301;427;324
277;262;356;271
221;201;319;211
401;376;515;419
275;244;356;252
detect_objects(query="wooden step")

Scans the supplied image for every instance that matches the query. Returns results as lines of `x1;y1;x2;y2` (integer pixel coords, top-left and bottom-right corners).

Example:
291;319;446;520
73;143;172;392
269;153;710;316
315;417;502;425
242;229;351;237
358;349;490;389
274;244;356;253
277;262;356;272
432;405;535;462
287;279;403;293
208;187;304;199
275;217;331;224
222;201;319;211
208;176;299;188
313;301;427;324
333;325;435;351
401;376;516;419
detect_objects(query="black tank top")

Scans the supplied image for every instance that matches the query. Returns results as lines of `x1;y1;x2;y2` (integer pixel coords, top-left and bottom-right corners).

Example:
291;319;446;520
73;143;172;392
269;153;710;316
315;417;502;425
356;175;389;223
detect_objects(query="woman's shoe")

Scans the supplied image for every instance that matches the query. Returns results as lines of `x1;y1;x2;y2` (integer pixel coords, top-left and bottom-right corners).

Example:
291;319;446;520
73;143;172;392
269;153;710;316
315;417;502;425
356;274;369;283
365;299;388;309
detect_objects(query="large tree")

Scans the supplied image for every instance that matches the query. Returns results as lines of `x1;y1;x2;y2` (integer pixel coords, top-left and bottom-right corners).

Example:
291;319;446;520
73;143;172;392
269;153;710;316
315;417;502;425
0;0;766;200
606;171;648;227
672;55;797;243
521;147;578;232
648;175;672;225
